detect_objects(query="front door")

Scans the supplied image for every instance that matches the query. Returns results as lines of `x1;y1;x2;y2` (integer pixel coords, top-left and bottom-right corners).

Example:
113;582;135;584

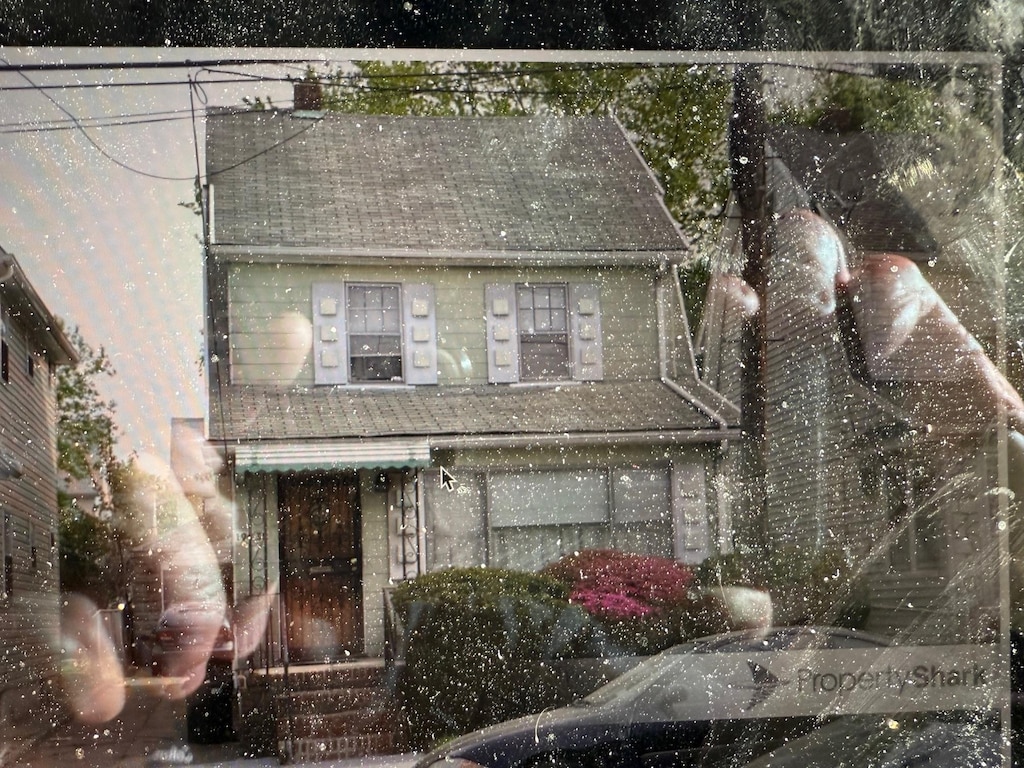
279;473;363;661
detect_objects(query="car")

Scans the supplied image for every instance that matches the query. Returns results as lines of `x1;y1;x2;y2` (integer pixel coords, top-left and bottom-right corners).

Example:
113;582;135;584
151;602;235;679
414;626;891;768
734;712;1003;768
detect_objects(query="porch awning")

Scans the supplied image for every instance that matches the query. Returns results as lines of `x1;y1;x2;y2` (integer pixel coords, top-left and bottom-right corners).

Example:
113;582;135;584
232;438;431;473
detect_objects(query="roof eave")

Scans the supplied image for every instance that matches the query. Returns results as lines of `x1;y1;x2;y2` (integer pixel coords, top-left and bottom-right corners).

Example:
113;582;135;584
0;248;78;366
207;245;690;268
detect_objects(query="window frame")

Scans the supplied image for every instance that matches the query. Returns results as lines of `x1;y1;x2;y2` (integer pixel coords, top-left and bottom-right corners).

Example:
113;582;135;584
312;281;438;387
346;282;404;383
486;281;604;384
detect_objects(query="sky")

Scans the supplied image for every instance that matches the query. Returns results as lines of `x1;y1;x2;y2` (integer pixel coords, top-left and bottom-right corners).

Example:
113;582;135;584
0;48;308;459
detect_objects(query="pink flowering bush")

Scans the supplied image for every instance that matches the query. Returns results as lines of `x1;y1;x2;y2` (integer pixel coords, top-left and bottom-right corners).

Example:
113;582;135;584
542;549;696;620
542;549;728;654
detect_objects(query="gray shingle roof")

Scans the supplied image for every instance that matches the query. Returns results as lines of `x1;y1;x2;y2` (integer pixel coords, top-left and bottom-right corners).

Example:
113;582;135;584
209;381;716;442
206;111;687;253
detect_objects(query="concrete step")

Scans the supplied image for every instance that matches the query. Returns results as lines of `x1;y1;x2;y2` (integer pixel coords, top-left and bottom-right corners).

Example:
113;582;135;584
281;730;402;763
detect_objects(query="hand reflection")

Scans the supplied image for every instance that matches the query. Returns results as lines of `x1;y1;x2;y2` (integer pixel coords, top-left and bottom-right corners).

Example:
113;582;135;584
60;447;276;720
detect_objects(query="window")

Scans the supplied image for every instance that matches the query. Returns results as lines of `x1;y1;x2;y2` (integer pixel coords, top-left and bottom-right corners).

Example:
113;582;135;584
517;284;570;380
312;282;437;386
347;284;402;382
486;282;604;383
426;466;677;573
880;455;942;573
488;469;673;570
1;340;8;384
26;353;34;378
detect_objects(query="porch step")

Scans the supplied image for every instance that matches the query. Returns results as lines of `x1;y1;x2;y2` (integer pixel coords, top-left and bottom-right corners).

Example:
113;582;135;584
248;661;408;763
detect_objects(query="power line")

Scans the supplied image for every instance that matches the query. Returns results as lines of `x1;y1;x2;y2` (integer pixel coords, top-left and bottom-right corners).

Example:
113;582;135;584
0;54;196;181
0;58;318;73
0;109;194;134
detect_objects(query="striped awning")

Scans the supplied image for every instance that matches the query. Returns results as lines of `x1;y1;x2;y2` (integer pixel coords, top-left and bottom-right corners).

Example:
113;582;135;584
232;438;431;473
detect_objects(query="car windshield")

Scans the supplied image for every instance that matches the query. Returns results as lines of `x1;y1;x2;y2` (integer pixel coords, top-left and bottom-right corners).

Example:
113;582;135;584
2;8;1023;768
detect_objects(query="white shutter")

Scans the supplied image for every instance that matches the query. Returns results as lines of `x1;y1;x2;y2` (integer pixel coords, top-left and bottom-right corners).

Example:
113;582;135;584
403;283;438;385
486;283;520;383
673;462;710;564
570;283;604;381
312;282;347;385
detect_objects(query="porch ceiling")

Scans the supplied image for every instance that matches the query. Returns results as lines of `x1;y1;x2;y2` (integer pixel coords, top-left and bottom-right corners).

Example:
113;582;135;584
208;380;722;443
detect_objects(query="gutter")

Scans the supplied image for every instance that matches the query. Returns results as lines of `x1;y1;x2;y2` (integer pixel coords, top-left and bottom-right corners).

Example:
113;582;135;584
208;244;690;268
428;428;739;451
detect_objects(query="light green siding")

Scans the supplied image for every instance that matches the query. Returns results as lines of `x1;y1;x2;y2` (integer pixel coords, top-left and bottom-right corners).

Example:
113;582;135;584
227;263;662;386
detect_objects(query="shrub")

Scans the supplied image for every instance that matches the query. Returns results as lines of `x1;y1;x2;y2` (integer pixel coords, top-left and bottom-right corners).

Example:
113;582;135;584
542;549;695;619
391;567;590;749
695;546;870;629
542;550;727;655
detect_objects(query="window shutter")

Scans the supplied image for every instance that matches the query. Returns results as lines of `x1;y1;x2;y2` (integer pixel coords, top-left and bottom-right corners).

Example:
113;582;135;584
486;284;520;383
673;462;709;564
403;283;438;385
312;282;347;385
570;283;603;381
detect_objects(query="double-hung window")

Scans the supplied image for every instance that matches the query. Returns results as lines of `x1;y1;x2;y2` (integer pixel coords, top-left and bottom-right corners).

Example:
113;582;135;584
312;282;437;386
516;284;570;381
347;284;403;382
486;282;604;384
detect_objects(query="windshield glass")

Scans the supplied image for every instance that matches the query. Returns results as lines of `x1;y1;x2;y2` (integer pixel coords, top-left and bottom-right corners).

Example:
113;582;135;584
1;8;1022;768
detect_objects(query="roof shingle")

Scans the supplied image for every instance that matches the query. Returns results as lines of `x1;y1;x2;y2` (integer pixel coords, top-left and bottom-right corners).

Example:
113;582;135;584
206;112;686;254
208;381;716;442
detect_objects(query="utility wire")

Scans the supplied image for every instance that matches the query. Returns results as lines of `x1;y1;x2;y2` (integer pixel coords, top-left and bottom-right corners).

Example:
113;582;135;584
0;113;195;135
0;54;196;181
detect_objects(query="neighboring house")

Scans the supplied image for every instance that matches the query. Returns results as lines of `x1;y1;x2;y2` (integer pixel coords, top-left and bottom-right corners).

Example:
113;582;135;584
0;246;78;738
699;124;1009;642
202;99;738;750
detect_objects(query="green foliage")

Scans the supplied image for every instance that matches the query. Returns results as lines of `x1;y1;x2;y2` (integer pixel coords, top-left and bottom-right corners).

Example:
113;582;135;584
56;324;119;494
696;545;870;629
391;568;577;748
56;323;129;603
774;71;950;135
392;561;733;748
58;501;114;604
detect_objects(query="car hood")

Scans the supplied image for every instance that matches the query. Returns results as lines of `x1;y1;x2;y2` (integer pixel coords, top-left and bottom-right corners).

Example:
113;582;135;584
420;703;628;767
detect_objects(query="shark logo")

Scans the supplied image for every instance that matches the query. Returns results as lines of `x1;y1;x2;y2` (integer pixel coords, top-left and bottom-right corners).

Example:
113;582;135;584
743;660;790;710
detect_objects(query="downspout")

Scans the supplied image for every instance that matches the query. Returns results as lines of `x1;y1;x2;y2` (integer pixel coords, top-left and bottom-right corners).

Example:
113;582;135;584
658;262;738;431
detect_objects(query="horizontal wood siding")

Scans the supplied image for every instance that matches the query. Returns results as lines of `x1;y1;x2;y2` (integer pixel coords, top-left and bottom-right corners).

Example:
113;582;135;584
763;277;864;549
0;309;62;702
227;263;661;386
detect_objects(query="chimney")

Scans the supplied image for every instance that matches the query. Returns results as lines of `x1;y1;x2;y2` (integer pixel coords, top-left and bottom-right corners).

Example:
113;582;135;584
293;79;323;111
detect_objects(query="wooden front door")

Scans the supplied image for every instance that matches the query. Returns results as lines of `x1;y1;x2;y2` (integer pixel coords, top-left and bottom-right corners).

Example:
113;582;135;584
279;473;363;661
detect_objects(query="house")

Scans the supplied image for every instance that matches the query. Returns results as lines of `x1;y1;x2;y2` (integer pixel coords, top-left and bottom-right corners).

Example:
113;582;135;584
0;246;78;739
698;123;1014;642
202;101;738;758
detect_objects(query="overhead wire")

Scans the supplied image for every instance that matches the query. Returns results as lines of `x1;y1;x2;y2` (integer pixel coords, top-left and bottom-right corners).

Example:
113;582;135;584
0;57;982;181
0;53;196;181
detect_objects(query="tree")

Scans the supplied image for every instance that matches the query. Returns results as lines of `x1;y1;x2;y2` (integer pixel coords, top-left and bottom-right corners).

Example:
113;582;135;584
56;324;126;602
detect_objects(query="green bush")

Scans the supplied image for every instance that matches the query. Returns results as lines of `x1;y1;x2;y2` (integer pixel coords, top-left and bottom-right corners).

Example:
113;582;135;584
392;567;591;749
695;546;870;629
